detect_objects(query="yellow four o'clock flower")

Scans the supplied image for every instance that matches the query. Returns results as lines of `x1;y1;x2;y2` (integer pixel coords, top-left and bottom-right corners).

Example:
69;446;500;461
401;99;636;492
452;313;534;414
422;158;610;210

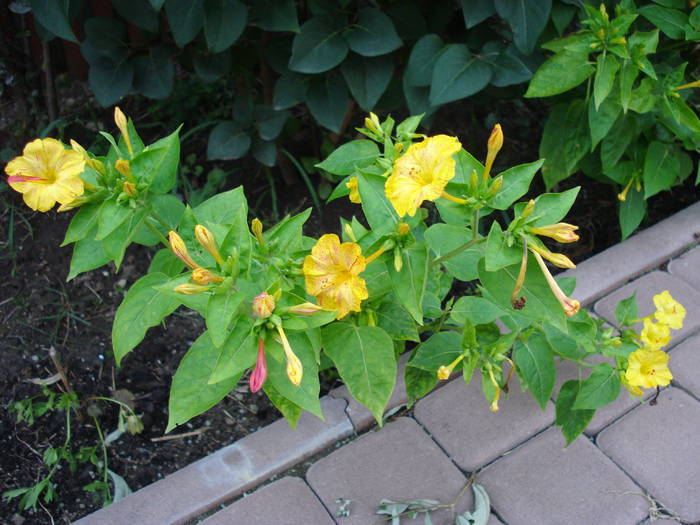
346;176;361;203
437;354;464;380
625;348;673;389
303;234;369;319
640;318;671;350
5;138;85;212
529;223;580;244
169;231;199;269
532;251;580;317
653;290;685;329
385;135;461;217
276;325;303;386
529;243;576;269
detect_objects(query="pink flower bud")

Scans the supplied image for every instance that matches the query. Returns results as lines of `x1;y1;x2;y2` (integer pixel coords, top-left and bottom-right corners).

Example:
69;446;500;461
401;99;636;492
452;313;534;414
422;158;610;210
249;340;267;393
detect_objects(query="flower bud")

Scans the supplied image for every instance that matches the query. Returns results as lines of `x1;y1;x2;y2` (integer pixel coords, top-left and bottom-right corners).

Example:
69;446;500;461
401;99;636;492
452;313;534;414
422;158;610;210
126;414;144;434
487;124;503;159
393;248;403;272
253;292;276;318
115;159;134;181
490;387;501;412
488;176;503;197
529;244;576;269
191;267;223;285
276;325;303;386
249;340;267;393
396;222;410;236
394;142;404;155
522;199;536;218
530;223;580;244
122;181;136;196
70;139;106;174
195;224;224;264
437;366;451;380
251;218;264;246
343;222;357;242
288;302;324;314
169;231;199;269
174;283;209;295
114;106;133;156
346;176;361;204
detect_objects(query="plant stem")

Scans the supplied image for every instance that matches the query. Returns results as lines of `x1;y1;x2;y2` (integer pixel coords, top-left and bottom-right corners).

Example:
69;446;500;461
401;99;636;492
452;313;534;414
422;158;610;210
92;415;111;503
472;209;480;241
144;218;170;249
430;237;482;268
263;166;279;221
281;148;323;216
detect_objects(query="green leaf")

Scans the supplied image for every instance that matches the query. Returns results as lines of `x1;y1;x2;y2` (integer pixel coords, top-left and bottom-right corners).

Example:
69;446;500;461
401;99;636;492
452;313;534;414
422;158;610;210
254;105;290;141
84;16;126;51
638;5;688;39
112;0;159;33
479;257;567;329
306;74;349;133
96;198;131;240
643;141;680;199
264;383;302;427
601;113;639;171
388;242;429;325
100;208;148;269
403;74;437;119
322;323;397;424
67;231;111;281
194;186;248;226
273;72;308;110
519;186;580;227
405;34;445;87
289;16;348;73
131;128;181;193
588;96;621;151
132;46;174;100
264;208;311;253
167;333;240;432
316;140;379;175
29;0;77;42
513;333;555;409
487;42;535;87
619;184;646;240
525;49;594;98
593;53;620;110
409;331;462;371
193;50;233;83
490;159;543;210
250;0;299;32
485;222;521;272
112;273;180;365
539;100;588;188
207;121;251;160
204;0;248;53
551;2;576;34
429;44;492;105
619;59;638;113
375;297;420;342
555;380;595;445
615;292;638;326
252;139;276;167
451;296;504;325
62;203;100;246
346;8;402;57
358;175;399;236
206;291;245;347
150;0;166;10
265;331;322;418
460;0;496;28
405;365;439;406
542;323;586;360
147;249;184;276
89;56;134;107
573;362;620;410
424;223;481;281
208;317;257;384
165;0;205;47
341;54;393;111
495;0;551;54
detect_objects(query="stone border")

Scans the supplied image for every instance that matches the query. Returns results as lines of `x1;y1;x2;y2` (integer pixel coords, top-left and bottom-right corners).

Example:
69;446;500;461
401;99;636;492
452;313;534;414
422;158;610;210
75;201;700;524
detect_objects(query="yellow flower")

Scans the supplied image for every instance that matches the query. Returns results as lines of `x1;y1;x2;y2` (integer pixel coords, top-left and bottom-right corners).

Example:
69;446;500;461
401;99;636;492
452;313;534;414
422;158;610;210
530;223;580;243
303;234;368;319
114;106;133;156
385;135;462;217
640;318;671;350
195;224;224;264
625;348;673;389
532;251;580;317
621;374;643;397
653;291;685;330
251;218;265;246
191;267;223;285
346;176;361;203
529;244;576;269
437;354;464;380
122;181;136;196
5;138;85;212
169;231;199;270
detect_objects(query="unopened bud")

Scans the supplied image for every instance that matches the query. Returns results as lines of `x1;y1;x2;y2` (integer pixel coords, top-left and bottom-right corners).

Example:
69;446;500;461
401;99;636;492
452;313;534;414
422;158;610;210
122;181;136;196
126;414;144;435
195;224;224;264
252;292;276;318
249;340;267;393
174;283;209;295
288;302;324;314
251;218;264;246
488;176;503;197
191;267;223;285
394;142;404;155
169;231;199;269
115;159;134;181
396;222;410;236
469;169;479;191
487;124;503;158
114;106;133;156
344;223;357;242
346;177;361;204
522;199;536;218
490;388;501;412
611;37;626;45
393;248;403;272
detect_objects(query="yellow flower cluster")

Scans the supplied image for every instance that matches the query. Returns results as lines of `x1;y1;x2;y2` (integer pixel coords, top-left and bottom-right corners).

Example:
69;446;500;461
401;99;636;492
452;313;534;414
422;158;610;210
624;291;685;394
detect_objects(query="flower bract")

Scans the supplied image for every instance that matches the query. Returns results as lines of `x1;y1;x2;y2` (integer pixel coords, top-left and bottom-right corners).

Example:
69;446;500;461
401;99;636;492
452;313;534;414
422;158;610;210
303;234;368;319
6;138;85;212
385;135;461;217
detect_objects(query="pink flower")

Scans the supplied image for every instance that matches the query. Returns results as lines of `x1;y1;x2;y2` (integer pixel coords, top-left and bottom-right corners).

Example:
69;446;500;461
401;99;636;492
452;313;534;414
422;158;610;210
249;339;267;393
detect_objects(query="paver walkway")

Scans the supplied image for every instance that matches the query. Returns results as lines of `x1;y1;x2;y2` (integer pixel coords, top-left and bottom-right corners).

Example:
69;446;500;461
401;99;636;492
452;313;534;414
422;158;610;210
76;202;700;525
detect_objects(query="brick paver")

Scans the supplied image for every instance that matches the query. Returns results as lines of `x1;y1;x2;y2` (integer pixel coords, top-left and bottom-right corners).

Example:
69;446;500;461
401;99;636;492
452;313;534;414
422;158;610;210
597;387;700;523
668;334;700;399
307;417;479;525
414;375;554;471
74;396;352;525
668;245;700;290
560;202;700;306
199;477;334;524
478;427;648;525
594;271;700;345
554;356;652;436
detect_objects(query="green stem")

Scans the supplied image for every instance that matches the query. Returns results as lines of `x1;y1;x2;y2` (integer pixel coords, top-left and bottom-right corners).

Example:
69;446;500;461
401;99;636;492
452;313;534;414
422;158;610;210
89;396;138;417
281;148;323;216
430;237;482;268
263;166;279;221
144;218;170;249
471;208;480;241
92;415;111;503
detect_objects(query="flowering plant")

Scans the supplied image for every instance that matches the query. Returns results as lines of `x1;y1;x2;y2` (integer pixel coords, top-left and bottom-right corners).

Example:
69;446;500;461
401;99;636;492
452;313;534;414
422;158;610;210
4;109;683;443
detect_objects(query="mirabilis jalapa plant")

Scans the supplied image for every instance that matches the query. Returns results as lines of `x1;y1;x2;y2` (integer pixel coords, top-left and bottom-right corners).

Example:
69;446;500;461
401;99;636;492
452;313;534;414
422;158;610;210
5;108;685;444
